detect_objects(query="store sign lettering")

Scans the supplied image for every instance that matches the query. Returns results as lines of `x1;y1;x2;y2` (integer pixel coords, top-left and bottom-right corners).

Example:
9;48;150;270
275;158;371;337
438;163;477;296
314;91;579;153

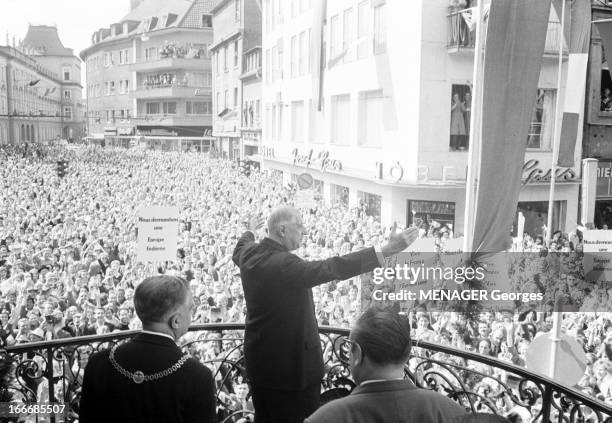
291;148;342;172
390;162;404;182
522;159;577;184
597;165;612;179
261;146;275;158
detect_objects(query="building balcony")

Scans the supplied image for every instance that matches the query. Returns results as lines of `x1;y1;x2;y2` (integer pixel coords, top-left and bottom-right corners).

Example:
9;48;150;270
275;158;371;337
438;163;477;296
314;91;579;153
4;324;612;422
133;85;211;100
446;11;568;57
130;57;210;72
136;114;212;127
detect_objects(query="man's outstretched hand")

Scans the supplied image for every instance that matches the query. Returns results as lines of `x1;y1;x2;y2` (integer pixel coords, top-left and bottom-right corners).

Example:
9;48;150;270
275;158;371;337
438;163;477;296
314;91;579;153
248;214;266;233
381;223;419;258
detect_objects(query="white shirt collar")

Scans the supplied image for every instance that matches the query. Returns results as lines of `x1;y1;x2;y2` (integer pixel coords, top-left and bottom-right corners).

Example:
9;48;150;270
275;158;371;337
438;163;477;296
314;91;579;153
359;378;404;387
141;330;177;344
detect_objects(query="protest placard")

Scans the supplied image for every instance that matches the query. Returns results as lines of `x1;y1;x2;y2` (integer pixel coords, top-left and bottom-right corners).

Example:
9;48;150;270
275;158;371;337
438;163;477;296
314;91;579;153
137;206;179;262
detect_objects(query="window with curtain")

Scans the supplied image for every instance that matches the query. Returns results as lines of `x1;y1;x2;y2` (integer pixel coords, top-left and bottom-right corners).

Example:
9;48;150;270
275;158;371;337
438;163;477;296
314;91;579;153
357;1;370;59
358;90;383;146
343;7;354;63
331;94;351;144
291;35;298;77
373;3;386;54
299;31;307;75
291;100;305;142
527;89;556;149
330;15;340;60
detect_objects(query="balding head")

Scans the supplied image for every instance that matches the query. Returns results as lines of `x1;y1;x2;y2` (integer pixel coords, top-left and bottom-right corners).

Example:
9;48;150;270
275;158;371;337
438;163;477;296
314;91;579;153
267;206;298;236
266;206;304;251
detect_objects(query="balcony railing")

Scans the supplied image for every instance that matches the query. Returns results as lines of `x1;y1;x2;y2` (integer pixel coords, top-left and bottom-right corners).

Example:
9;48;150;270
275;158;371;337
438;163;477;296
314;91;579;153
130;57;210;72
4;324;612;423
133;85;211;100
446;10;568;55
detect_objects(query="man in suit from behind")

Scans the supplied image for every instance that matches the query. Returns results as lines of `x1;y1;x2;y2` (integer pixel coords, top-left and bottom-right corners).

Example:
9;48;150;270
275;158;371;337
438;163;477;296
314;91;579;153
232;206;418;423
80;275;217;423
305;307;467;423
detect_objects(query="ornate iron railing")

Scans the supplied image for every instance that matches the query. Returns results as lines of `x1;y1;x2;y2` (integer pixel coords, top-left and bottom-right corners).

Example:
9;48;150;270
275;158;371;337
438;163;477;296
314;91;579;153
3;324;612;423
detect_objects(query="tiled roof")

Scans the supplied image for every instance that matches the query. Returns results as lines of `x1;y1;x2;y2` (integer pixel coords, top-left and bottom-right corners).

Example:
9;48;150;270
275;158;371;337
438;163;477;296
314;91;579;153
120;0;193;24
181;0;219;28
22;25;73;56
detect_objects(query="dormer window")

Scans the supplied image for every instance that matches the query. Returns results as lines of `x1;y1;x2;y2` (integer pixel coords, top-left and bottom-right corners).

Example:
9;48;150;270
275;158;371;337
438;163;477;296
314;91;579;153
149;17;158;31
202;14;212;28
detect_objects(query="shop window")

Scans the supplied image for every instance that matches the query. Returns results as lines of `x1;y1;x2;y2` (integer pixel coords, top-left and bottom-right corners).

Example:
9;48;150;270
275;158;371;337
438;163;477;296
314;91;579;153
359;191;382;221
595;200;612;229
513;201;565;238
449;84;471;151
407;200;455;234
313;179;324;194
331;184;349;206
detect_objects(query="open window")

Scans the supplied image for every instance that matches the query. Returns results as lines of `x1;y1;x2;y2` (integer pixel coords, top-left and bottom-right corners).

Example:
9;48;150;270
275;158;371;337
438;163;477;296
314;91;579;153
449;84;471;151
601;45;612;112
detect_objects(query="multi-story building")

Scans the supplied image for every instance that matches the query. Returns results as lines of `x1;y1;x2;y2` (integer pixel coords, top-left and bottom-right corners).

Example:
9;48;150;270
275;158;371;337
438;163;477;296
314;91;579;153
210;0;261;159
259;0;582;236
240;45;262;159
582;1;612;229
22;25;86;141
0;45;63;144
80;0;216;150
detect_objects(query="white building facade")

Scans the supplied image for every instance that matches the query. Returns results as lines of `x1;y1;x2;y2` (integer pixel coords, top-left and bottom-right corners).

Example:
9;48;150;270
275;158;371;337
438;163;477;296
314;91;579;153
259;0;582;238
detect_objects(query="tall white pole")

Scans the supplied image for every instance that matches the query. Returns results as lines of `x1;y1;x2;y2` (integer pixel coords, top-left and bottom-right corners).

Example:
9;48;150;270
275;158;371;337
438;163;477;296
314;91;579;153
463;2;486;254
546;0;567;246
547;0;567;381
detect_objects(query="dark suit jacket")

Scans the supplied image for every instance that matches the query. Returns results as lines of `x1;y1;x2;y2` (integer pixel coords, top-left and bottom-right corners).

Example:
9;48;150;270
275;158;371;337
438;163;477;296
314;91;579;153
305;379;467;423
232;232;380;390
80;332;216;423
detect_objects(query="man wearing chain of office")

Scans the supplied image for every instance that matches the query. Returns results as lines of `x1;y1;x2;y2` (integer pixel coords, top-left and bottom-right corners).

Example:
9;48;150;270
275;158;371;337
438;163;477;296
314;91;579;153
80;275;217;423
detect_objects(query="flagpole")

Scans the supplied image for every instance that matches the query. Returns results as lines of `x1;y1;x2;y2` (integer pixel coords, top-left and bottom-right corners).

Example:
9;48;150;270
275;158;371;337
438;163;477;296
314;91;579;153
463;1;485;254
547;0;566;382
546;0;566;246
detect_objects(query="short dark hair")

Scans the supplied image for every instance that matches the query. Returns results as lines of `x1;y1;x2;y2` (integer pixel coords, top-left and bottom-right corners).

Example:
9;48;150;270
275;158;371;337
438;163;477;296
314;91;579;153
134;276;189;324
352;307;412;365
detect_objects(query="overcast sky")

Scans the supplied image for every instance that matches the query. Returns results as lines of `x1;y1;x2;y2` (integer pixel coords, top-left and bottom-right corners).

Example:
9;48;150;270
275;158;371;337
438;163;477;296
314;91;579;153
1;0;129;58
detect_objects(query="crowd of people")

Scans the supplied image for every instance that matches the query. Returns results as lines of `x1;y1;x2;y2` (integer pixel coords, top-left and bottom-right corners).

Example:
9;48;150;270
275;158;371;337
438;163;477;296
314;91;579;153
0;143;611;418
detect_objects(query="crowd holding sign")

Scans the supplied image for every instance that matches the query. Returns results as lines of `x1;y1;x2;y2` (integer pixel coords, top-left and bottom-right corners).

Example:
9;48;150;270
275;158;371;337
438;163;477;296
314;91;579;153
137;206;179;262
1;144;612;409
